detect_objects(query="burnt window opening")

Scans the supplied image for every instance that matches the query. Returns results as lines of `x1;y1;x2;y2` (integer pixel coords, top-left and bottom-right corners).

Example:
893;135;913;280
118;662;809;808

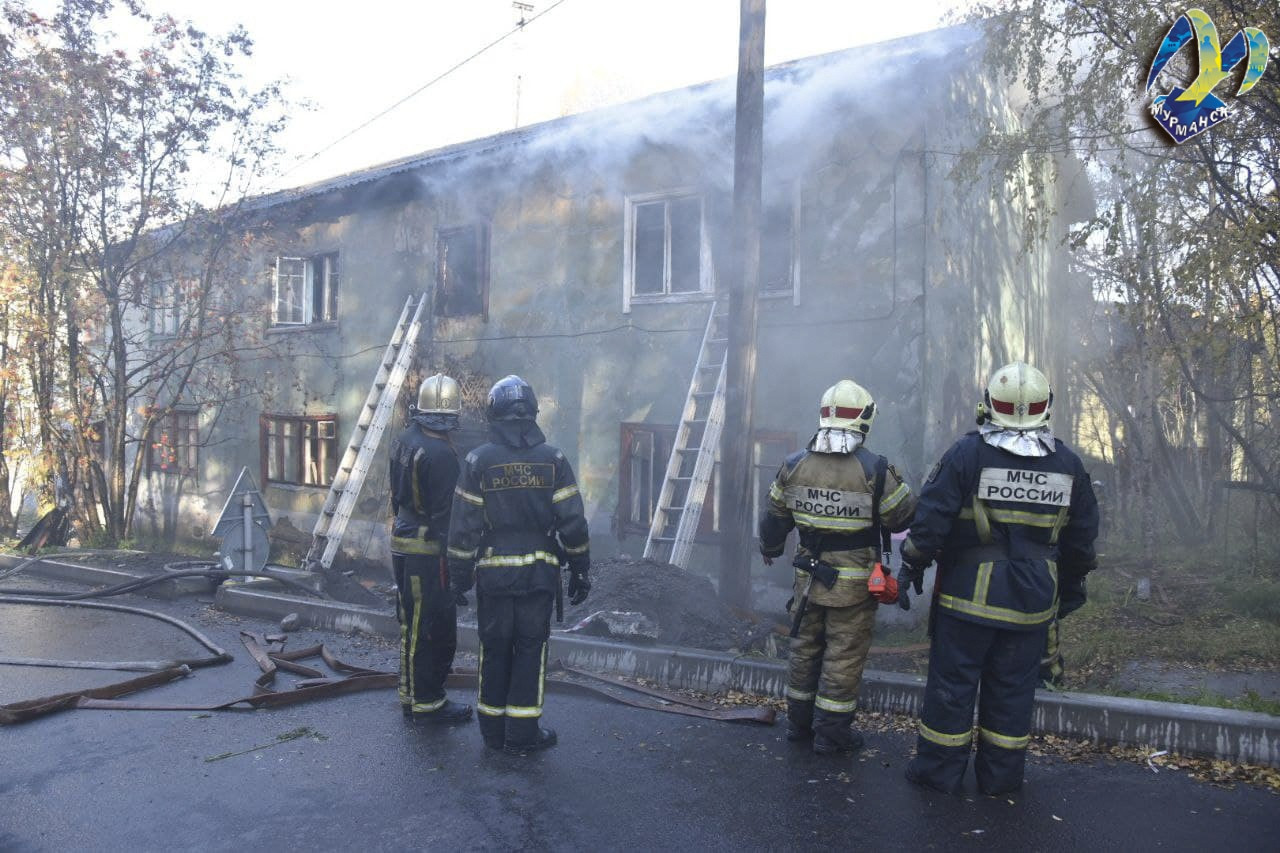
436;224;490;318
626;192;707;304
760;196;797;295
271;252;339;327
260;414;338;487
148;409;199;478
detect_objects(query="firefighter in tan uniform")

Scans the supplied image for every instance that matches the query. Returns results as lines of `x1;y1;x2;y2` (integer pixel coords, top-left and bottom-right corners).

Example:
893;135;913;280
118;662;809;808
759;380;916;754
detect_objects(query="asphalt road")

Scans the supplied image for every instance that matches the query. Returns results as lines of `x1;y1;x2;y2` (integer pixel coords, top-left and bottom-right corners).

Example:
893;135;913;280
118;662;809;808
1;580;1277;852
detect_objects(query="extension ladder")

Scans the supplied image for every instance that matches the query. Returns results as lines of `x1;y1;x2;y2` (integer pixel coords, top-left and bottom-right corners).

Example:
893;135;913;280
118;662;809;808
643;301;728;568
304;293;428;571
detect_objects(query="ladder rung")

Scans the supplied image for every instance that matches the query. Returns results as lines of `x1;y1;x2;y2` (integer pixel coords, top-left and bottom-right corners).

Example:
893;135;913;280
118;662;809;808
674;447;698;453
672;476;692;481
699;362;723;371
651;536;676;543
692;390;714;397
660;505;685;513
684;418;706;426
708;337;727;344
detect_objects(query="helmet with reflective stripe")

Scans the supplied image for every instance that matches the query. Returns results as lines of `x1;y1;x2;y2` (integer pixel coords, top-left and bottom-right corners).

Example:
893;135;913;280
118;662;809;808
983;362;1052;429
818;379;876;434
487;375;538;421
415;373;461;415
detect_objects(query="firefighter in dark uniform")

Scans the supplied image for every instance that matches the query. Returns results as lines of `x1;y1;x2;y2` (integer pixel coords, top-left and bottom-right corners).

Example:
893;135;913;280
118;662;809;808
759;380;916;754
899;362;1098;794
389;373;472;723
448;375;590;754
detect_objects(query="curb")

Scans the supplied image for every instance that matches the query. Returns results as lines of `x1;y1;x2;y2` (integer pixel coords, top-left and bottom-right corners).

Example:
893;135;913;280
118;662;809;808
0;554;214;600
213;581;1280;768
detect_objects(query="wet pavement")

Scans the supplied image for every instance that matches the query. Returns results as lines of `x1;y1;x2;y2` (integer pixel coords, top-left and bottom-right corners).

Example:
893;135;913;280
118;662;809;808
1;578;1277;851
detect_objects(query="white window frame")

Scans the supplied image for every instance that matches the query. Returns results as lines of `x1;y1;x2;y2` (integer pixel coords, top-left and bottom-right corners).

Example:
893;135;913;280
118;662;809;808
150;279;181;337
622;188;714;312
272;254;338;327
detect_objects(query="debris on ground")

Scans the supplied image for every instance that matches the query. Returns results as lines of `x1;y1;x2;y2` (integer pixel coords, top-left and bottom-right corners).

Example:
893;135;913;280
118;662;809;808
565;610;659;642
562;557;765;651
280;612;301;632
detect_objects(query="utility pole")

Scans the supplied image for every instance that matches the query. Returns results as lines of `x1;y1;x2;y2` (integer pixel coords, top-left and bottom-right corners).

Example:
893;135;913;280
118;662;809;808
718;0;765;608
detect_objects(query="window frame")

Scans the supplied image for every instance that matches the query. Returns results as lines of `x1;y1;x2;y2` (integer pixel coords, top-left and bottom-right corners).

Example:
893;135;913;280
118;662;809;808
270;252;339;328
760;183;802;306
148;408;200;478
149;279;181;337
622;188;714;312
259;413;340;488
435;222;491;320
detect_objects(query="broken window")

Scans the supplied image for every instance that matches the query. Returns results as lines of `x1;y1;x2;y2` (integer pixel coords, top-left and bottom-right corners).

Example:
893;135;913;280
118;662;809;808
271;253;339;327
760;195;797;295
436;224;489;318
626;192;708;304
148;409;199;477
261;414;339;487
150;279;181;337
752;432;796;532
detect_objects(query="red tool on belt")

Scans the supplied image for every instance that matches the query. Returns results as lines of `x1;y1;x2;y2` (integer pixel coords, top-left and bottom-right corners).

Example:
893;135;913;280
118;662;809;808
868;563;900;604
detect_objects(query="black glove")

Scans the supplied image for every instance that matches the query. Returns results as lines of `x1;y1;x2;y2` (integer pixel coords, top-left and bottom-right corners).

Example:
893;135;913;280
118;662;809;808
1058;575;1087;618
567;571;591;606
448;558;474;604
897;586;911;611
453;590;469;607
898;560;929;596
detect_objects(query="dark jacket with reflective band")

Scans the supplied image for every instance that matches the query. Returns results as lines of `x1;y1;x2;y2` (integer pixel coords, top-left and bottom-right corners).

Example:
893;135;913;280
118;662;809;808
759;446;915;608
903;431;1098;631
389;424;460;556
447;427;589;598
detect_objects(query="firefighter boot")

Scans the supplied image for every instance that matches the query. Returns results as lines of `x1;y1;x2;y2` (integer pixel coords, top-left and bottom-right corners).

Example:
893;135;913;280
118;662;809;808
504;726;558;755
411;699;473;725
478;714;506;750
812;709;864;755
787;698;815;741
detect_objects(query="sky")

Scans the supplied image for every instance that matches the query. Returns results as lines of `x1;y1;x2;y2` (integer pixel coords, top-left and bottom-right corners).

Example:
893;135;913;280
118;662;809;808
146;0;964;193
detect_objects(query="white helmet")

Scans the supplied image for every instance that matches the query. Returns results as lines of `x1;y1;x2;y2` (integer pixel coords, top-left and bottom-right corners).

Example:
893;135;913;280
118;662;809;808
983;362;1052;430
416;373;461;415
819;380;876;435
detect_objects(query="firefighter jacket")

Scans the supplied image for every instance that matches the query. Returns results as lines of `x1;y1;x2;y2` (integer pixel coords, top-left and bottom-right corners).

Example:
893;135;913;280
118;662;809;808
389;423;460;556
759;446;915;608
447;420;590;598
903;431;1099;631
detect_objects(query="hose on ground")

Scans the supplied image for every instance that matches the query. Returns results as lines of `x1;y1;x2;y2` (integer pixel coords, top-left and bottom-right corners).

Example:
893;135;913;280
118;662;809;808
0;560;327;600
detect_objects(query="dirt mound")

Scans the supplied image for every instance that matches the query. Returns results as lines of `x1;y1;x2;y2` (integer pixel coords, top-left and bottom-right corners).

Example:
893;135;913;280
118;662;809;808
563;557;759;651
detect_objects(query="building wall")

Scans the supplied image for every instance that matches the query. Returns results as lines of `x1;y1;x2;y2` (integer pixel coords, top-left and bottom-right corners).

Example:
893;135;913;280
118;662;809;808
161;28;1090;582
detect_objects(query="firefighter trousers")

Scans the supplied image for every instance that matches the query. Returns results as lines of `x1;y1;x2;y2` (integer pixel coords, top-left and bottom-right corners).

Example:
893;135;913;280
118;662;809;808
392;553;458;713
909;612;1046;794
786;598;877;728
476;591;553;746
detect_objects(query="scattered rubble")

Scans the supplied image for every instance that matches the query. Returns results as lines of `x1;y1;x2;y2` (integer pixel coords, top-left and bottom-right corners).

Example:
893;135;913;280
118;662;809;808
280;612;301;632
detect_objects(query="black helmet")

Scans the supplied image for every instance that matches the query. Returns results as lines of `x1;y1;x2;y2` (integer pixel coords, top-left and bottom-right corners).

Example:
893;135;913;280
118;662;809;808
487;375;538;421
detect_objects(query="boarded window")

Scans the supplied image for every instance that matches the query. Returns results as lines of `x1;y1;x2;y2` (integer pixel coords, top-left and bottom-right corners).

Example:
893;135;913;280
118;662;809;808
261;414;339;486
272;253;339;326
436;224;490;318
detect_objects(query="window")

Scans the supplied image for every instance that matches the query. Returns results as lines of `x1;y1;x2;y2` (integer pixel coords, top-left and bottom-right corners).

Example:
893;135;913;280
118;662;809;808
623;190;710;310
617;424;794;543
260;414;339;487
752;432;797;527
617;422;718;541
271;253;339;326
148;409;199;477
435;224;489;318
760;191;799;299
150;279;181;337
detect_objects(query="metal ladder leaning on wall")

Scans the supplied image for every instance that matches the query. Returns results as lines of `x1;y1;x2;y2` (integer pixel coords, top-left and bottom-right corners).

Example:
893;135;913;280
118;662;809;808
643;301;728;569
304;292;428;575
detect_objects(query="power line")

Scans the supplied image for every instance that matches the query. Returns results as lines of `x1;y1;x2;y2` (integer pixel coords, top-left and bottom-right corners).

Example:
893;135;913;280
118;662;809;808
275;0;571;185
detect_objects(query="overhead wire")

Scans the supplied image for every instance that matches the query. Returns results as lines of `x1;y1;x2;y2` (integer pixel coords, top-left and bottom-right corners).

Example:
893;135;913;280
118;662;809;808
275;0;572;186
